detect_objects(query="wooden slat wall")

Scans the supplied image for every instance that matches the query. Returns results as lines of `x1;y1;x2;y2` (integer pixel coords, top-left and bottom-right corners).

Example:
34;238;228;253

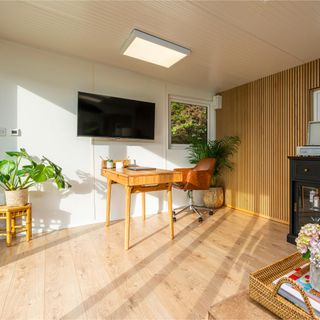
216;59;320;224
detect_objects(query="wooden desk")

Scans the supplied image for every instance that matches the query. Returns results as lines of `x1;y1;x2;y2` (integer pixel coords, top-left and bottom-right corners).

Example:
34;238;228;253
101;168;182;250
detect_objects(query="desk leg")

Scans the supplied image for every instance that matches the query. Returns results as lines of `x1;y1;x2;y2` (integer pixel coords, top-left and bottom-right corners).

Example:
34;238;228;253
142;192;146;221
125;186;132;250
106;179;112;227
167;184;174;240
6;213;12;247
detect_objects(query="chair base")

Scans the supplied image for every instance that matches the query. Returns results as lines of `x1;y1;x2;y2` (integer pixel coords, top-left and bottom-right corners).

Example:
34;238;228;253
173;204;214;223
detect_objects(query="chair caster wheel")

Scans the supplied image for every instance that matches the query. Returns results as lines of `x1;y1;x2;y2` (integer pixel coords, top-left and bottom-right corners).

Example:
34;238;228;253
198;217;203;222
209;210;214;215
173;216;177;222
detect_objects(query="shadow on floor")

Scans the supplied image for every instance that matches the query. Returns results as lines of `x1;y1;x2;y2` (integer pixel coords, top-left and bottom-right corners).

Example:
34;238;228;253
60;211;231;319
0;221;119;268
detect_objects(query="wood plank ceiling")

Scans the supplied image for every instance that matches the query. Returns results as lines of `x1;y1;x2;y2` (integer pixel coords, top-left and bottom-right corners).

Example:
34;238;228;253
0;1;320;92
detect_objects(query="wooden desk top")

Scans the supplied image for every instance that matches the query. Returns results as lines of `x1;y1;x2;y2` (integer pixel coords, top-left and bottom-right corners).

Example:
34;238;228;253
102;168;178;177
101;168;182;186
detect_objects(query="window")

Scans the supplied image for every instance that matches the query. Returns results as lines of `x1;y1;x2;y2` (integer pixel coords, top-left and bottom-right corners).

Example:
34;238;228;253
313;89;320;121
169;96;210;148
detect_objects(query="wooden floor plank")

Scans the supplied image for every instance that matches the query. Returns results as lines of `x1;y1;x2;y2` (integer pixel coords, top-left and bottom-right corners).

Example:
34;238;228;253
66;224;141;320
0;234;46;319
0;240;19;317
44;229;86;320
0;208;295;320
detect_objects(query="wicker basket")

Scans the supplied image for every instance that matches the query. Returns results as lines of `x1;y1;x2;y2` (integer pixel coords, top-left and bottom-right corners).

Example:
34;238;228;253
249;252;319;320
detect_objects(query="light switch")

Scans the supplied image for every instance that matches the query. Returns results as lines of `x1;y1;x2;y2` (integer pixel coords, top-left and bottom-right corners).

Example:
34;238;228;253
10;129;21;136
0;128;6;136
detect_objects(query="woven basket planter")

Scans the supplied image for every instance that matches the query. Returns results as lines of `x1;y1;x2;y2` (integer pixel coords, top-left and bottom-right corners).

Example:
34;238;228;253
203;187;224;208
5;189;29;206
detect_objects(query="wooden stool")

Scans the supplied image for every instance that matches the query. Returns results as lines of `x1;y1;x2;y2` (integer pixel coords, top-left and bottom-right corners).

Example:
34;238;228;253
0;204;32;246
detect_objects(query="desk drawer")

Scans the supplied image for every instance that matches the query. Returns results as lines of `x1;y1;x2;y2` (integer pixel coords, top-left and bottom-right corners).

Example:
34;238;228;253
295;161;320;181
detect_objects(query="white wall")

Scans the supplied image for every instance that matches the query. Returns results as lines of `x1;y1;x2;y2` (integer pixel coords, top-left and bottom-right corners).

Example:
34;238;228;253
0;40;215;232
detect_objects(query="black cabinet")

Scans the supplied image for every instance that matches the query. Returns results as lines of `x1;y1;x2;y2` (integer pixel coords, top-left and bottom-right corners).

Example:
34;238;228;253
288;156;320;244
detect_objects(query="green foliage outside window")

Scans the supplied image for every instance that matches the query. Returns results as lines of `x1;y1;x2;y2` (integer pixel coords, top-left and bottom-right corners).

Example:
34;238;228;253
170;101;207;145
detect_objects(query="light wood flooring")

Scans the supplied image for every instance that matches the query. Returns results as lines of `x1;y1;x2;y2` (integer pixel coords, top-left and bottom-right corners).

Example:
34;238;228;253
0;207;295;320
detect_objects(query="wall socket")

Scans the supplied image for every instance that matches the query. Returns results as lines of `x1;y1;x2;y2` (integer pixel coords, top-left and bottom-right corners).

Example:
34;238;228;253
0;127;6;136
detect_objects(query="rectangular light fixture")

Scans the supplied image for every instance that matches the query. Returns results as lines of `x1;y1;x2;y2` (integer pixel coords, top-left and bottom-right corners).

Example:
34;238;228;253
122;29;191;68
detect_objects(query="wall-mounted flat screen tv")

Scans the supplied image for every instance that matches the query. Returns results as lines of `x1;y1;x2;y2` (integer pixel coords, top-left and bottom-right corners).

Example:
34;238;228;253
77;91;155;140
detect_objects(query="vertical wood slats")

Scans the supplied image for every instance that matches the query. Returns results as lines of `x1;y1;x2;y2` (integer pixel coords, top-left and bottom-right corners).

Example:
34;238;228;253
216;59;320;224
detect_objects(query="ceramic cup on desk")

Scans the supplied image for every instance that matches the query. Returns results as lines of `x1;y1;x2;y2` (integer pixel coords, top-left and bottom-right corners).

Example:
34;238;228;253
115;161;124;170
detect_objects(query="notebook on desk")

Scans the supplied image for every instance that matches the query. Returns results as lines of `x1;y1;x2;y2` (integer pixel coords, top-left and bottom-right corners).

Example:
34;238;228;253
128;166;156;171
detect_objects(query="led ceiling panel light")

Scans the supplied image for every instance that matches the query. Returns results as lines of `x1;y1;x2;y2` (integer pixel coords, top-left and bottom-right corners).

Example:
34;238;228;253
122;29;191;68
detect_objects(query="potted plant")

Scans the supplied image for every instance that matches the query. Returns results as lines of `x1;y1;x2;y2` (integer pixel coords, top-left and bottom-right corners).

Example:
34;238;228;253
0;148;71;206
296;224;320;291
187;136;240;208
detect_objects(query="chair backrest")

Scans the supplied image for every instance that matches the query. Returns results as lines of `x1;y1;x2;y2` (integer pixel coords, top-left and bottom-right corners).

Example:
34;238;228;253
183;158;216;190
193;158;216;173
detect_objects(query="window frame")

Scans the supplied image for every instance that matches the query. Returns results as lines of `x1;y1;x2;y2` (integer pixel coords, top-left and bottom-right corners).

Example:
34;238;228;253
313;88;320;121
168;95;211;150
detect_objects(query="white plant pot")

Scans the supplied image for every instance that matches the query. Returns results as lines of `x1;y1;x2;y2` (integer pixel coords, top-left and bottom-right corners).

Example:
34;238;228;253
5;189;29;207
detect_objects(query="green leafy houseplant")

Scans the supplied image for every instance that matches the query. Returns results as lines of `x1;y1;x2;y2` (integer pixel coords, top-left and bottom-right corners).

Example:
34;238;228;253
0;148;71;206
187;136;241;187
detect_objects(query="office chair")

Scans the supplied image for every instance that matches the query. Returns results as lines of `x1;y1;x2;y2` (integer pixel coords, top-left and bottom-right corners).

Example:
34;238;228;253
173;158;216;222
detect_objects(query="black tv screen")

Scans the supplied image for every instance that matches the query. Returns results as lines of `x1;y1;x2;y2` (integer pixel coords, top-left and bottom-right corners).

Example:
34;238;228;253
77;92;155;139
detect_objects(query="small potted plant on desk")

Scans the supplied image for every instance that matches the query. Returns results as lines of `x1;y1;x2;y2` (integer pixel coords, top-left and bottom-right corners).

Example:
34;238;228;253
187;136;240;209
0;148;71;206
